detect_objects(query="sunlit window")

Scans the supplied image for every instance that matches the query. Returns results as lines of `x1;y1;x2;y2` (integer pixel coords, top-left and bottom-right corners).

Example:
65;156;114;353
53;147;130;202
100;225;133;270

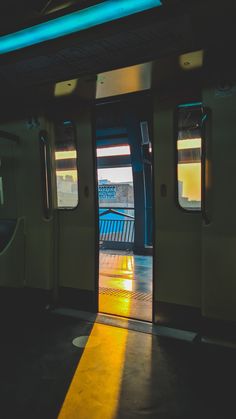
97;145;130;157
177;105;203;210
54;121;78;208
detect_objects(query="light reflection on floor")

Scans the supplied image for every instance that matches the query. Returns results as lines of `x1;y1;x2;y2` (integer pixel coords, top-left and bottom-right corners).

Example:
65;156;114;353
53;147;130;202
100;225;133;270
99;251;152;322
58;322;128;419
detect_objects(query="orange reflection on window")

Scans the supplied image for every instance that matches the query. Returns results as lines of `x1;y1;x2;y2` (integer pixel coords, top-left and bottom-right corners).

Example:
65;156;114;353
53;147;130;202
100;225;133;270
178;163;201;202
177;137;201;209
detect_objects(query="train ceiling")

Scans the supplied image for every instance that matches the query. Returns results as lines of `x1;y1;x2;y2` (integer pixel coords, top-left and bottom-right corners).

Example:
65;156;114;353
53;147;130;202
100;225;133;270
0;0;235;95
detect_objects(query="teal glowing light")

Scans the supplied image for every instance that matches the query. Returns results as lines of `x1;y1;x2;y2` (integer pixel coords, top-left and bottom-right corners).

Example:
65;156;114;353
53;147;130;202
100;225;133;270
178;102;202;109
0;0;162;55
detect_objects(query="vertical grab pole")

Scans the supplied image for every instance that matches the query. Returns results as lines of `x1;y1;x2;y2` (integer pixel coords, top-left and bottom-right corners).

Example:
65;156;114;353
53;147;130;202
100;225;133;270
201;108;211;225
39;130;53;220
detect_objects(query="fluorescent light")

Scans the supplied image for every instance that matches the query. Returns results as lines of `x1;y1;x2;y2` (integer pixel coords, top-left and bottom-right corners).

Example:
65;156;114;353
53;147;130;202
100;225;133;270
0;0;162;55
178;102;202;108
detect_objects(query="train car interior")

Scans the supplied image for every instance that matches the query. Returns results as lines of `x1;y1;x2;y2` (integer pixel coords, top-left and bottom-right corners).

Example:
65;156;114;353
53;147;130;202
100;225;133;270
0;0;236;418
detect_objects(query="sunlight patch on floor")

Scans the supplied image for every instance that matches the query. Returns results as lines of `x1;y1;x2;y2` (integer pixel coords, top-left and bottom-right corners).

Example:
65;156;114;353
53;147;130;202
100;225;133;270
58;323;128;419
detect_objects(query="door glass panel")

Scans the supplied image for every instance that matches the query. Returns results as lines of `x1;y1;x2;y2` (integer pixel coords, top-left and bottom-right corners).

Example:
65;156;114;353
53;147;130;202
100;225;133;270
177;105;203;210
54;121;79;209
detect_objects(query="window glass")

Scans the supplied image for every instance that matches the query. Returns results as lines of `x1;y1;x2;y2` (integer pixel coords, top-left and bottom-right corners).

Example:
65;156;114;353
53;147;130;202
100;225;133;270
97;145;130;157
177;105;203;210
55;121;78;208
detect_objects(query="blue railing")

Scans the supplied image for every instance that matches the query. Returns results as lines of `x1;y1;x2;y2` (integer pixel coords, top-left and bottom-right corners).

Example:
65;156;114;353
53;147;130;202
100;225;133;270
99;207;134;249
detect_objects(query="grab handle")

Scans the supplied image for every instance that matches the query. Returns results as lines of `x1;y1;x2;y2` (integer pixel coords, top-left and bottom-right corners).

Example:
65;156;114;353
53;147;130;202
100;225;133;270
39;130;53;220
201;108;211;225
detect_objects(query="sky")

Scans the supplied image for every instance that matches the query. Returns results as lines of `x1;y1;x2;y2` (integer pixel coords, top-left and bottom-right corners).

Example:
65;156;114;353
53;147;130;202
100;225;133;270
97;167;133;183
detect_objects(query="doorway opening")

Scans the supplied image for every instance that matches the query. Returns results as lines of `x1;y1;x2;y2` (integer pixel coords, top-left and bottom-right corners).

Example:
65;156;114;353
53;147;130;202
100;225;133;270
96;97;153;322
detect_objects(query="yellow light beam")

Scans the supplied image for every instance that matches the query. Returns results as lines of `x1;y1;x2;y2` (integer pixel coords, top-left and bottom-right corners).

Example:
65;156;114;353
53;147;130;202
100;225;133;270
58;322;128;419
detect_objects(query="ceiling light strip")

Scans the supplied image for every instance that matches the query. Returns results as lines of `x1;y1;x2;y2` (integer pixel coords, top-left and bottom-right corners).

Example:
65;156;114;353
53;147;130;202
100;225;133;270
0;0;162;55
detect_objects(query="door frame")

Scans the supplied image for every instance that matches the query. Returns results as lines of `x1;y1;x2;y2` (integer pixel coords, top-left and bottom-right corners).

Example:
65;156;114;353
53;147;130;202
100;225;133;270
93;91;155;322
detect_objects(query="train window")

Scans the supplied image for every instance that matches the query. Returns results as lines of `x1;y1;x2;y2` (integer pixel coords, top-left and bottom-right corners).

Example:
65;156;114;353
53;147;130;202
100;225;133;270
54;121;79;209
177;104;203;211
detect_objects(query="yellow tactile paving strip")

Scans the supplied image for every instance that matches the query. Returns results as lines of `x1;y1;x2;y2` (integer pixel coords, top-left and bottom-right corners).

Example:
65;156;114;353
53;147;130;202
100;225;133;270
99;252;152;321
99;287;152;301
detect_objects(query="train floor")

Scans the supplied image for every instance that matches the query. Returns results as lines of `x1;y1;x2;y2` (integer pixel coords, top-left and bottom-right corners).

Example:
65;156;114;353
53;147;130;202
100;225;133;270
0;311;235;418
99;250;152;321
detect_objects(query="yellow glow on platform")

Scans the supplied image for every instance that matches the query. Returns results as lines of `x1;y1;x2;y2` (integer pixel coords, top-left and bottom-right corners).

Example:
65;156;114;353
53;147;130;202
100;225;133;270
58;323;128;419
123;279;133;291
99;252;152;321
99;254;133;317
121;255;133;276
127;257;133;271
99;293;132;317
100;255;134;280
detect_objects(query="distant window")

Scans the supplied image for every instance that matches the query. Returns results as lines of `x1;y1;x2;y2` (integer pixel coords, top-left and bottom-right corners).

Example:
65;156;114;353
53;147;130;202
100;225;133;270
177;104;203;210
54;121;78;209
97;166;134;208
97;145;130;157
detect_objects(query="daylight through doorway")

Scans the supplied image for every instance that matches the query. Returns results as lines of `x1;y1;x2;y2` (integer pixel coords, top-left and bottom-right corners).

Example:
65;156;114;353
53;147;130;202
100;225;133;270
97;134;153;322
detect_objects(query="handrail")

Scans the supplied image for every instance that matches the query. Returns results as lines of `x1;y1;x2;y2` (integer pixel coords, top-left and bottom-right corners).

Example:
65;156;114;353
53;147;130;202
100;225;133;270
100;206;134;210
0;130;19;143
0;217;24;256
201;107;211;225
99;219;134;244
99;208;134;219
99;207;135;246
39;130;53;220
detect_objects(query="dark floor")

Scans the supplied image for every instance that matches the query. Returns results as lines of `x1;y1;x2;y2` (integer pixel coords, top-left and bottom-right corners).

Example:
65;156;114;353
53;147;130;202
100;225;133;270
0;311;235;419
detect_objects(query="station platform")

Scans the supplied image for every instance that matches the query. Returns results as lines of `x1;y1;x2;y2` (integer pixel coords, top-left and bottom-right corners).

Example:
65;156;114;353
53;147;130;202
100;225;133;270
99;250;152;321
